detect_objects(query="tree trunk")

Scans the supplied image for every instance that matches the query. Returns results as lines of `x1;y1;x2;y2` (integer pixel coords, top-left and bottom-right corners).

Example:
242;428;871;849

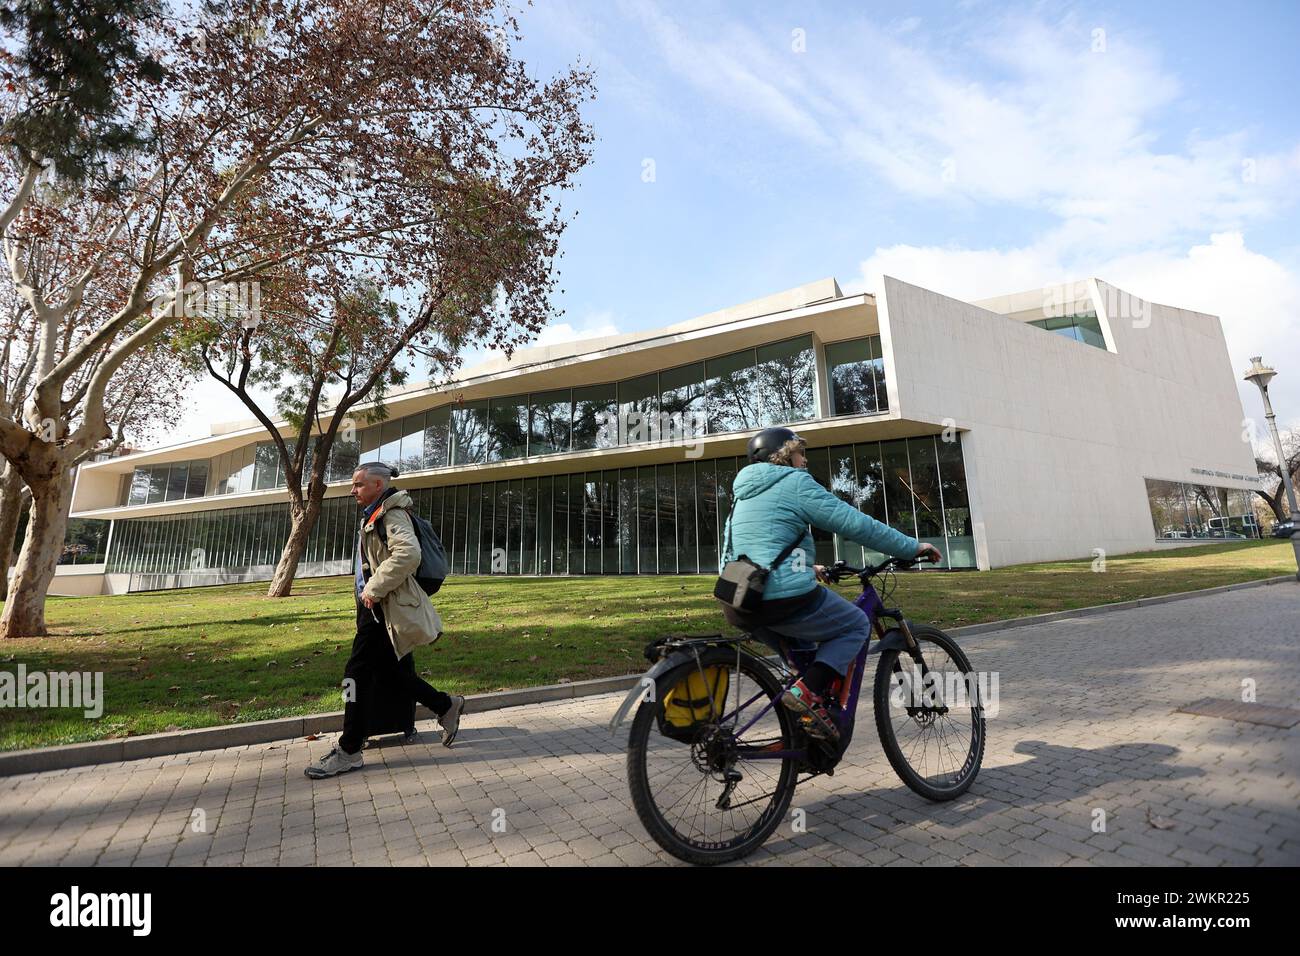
0;464;26;601
266;495;324;598
1254;487;1286;523
0;474;73;639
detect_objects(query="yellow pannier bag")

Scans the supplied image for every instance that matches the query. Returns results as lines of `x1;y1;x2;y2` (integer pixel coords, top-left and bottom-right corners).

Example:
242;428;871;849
659;665;730;741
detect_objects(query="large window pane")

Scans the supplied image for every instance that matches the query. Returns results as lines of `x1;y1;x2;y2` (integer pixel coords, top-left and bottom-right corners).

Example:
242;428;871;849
618;373;658;444
489;395;529;461
908;437;946;564
828;445;861;565
572;384;617;451
423;406;450;469
619;469;637;573
601;472;618;573
186;461;209;499
536;477;553;573
656;464;676;573
584;474;601;573
398;412;427;473
659;362;707;442
675;463;698;573
328;435;360;483
145;466;168;504
935;435;975;567
705;349;759;433
881;439;916;538
825;337;879;416
477;483;495;573
552;477;569;574
451;400;492;464
803;446;835;565
522;479;538;574
567;474;585;573
716;458;738;558
253;443;280;490
128;468;152;506
230;445;254;494
505;480;523;573
528;389;571;456
360;424;379;458
638;466;657;573
453;484;471;574
378;419;403;467
697;461;719;572
852;442;889;564
755;335;815;425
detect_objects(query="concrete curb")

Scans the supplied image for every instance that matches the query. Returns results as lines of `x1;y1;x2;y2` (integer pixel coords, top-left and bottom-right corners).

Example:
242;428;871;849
2;574;1292;777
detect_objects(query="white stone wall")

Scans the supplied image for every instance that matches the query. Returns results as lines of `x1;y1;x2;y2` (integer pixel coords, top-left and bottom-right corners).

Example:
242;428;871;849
879;276;1259;568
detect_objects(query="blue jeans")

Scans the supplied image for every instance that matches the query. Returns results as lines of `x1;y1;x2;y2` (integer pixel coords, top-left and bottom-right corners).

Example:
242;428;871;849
751;587;870;675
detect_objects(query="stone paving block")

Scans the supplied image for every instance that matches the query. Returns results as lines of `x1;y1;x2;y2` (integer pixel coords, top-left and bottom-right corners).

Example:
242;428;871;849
2;585;1298;868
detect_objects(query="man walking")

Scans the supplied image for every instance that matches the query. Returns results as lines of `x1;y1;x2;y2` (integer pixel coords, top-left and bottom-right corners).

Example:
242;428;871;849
306;462;465;779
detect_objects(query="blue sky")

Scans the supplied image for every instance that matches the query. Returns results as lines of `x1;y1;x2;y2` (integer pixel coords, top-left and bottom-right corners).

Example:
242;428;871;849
171;0;1300;444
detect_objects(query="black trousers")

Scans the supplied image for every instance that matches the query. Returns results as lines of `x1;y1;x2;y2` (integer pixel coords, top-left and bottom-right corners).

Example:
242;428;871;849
339;602;451;754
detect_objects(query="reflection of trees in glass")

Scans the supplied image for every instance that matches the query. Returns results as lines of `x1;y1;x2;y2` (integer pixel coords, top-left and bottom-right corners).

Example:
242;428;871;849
755;338;815;425
660;364;707;439
489;397;529;460
706;351;759;433
573;386;617;450
831;363;877;415
451;402;493;464
528;391;571;455
1145;479;1190;536
60;519;110;565
422;408;450;470
328;439;361;482
907;438;944;537
619;374;659;444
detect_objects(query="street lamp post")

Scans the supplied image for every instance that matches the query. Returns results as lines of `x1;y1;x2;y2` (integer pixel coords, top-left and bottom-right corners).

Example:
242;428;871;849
1243;356;1300;581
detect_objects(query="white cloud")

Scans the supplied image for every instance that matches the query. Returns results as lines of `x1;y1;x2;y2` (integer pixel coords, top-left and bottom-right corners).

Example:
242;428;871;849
532;310;621;347
628;3;1300;258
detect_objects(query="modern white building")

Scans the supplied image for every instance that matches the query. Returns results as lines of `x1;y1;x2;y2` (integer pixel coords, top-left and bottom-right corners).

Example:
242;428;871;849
50;275;1262;595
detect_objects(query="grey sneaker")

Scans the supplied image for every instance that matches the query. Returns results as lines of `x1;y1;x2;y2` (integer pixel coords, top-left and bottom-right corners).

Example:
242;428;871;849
304;745;363;779
439;696;465;747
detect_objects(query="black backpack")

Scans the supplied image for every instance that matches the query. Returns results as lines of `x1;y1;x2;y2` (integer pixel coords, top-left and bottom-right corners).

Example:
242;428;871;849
376;510;448;595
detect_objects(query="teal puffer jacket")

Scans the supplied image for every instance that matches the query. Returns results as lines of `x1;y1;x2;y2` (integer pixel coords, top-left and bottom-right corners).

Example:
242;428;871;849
721;462;920;600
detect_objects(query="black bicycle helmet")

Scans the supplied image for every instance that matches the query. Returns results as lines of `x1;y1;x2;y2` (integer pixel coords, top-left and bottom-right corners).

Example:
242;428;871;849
746;426;805;464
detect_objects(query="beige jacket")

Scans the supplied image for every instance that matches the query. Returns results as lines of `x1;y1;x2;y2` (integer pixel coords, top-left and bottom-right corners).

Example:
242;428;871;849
359;490;443;659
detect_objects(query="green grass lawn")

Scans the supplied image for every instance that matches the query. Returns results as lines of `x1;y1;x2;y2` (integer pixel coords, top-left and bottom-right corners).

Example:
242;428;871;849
1;539;1294;751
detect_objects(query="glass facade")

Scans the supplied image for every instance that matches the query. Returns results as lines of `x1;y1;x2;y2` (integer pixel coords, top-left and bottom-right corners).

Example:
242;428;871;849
118;332;891;507
106;495;360;575
1027;310;1106;349
122;458;210;505
1144;479;1262;540
103;436;976;584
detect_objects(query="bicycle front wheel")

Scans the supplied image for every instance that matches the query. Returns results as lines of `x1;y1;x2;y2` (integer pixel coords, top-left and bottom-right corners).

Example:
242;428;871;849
873;623;985;801
626;646;798;865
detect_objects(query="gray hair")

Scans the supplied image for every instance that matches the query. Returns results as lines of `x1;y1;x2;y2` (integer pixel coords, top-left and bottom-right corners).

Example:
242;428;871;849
355;461;399;486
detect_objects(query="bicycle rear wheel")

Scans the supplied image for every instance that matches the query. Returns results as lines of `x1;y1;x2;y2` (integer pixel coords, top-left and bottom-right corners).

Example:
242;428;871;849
873;624;985;801
626;646;798;865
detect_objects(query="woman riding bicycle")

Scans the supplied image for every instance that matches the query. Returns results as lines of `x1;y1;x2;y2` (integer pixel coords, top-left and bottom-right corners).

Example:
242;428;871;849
724;427;941;739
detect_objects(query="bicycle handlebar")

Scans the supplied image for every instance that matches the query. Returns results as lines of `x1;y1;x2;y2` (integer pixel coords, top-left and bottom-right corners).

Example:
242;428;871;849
823;552;939;583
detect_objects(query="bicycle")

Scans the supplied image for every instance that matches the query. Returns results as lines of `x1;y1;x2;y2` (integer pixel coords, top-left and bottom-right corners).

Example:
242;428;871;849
610;554;986;865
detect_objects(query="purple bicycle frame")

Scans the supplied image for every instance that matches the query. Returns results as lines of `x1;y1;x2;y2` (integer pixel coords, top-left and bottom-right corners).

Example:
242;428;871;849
727;582;888;762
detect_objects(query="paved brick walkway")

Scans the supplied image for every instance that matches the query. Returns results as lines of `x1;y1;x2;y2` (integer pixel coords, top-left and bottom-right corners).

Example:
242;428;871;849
1;584;1297;866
